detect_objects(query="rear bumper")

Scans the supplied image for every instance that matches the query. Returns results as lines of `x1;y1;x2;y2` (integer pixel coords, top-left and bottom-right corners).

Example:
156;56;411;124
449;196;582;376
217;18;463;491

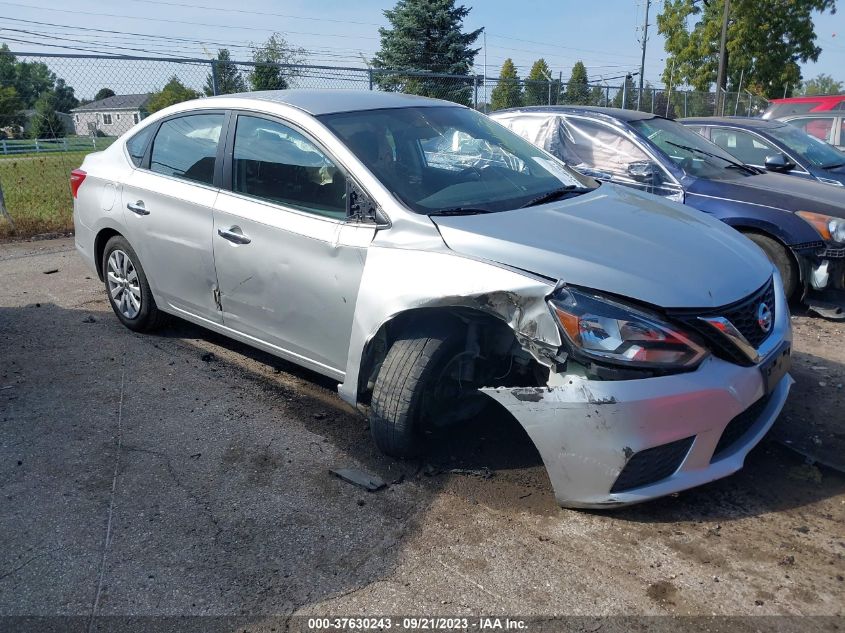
483;360;792;508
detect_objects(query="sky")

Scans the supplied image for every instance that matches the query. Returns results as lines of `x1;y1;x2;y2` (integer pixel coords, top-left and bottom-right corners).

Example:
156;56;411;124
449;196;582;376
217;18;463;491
2;0;844;99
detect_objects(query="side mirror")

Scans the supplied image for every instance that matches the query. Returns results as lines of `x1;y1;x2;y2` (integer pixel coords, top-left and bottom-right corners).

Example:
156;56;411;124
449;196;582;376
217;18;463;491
764;153;796;173
626;160;661;183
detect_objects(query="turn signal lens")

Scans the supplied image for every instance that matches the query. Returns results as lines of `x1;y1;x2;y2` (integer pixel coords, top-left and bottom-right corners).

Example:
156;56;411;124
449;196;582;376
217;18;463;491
797;211;845;244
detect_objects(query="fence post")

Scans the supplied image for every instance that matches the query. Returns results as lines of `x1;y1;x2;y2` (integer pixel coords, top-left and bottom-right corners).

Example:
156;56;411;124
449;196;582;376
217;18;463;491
1;139;5;155
211;60;220;96
35;139;40;153
0;176;14;233
652;88;656;113
368;68;373;91
473;74;479;110
684;91;688;117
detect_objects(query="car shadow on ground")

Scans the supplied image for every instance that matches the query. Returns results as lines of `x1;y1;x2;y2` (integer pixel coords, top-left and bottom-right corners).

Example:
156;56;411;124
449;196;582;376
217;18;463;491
151;313;845;523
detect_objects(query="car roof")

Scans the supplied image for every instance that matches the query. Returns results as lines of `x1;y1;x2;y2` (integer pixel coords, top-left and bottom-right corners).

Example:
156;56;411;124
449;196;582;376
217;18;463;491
679;116;789;129
492;105;657;122
770;95;845;104
205;89;460;115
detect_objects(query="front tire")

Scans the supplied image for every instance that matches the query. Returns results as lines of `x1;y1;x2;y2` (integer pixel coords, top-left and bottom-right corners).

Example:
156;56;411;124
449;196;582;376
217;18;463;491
369;322;463;459
745;232;798;299
102;235;168;332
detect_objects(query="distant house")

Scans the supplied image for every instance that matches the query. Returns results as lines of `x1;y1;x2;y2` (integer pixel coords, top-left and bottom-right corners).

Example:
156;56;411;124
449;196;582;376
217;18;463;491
71;94;151;137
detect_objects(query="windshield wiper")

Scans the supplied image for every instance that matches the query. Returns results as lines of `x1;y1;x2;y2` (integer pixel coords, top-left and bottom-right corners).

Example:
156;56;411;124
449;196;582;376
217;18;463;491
428;207;495;216
822;161;845;170
520;185;593;208
664;140;758;175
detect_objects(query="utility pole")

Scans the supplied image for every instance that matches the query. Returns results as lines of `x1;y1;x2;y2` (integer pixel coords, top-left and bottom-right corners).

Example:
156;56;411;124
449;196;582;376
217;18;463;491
637;0;650;110
715;0;731;115
483;29;488;113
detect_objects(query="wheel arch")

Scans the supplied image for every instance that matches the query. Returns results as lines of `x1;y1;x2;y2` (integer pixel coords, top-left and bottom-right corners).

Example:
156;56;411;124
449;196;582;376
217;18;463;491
94;227;124;281
355;305;532;406
731;223;805;286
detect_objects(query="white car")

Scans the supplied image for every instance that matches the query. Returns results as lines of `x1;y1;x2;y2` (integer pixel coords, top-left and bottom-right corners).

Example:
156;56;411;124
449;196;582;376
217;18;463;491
72;90;792;507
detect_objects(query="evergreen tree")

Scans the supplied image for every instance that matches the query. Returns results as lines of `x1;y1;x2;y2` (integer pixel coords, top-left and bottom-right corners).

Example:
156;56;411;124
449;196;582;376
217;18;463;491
524;59;557;106
490;59;522;111
612;74;638;109
93;88;116;101
204;49;247;96
51;78;78;113
29;91;66;139
372;0;482;105
249;34;305;91
658;0;836;98
0;86;24;129
589;84;605;106
147;77;200;113
563;61;590;105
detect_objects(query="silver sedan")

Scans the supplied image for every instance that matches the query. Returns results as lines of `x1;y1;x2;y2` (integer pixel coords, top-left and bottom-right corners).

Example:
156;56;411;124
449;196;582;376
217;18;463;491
72;90;793;507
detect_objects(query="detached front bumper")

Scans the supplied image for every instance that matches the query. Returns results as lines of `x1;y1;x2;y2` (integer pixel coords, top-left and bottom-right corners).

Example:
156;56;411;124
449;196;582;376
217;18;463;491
483;357;792;508
804;247;845;319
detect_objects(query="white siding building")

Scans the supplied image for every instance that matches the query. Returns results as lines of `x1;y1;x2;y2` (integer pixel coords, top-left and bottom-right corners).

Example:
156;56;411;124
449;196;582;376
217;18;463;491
71;94;151;137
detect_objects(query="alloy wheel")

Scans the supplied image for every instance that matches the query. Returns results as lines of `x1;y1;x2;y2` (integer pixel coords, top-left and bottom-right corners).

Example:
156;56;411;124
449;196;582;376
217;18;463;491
106;249;142;319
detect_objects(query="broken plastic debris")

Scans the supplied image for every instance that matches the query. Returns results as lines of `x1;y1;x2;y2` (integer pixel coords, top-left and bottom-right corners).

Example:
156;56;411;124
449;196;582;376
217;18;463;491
330;467;386;492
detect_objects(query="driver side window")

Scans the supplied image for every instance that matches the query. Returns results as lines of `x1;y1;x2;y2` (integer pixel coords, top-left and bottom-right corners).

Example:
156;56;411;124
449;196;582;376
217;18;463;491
232;115;347;220
559;118;652;182
710;128;777;166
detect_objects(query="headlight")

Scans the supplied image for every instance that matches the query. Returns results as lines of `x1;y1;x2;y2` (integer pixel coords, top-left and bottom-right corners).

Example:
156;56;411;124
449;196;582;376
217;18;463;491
797;211;845;243
549;287;708;370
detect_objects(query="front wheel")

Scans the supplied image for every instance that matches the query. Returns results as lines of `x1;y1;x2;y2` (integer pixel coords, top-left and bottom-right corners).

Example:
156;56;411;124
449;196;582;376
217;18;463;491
744;232;798;299
369;322;470;459
102;235;168;332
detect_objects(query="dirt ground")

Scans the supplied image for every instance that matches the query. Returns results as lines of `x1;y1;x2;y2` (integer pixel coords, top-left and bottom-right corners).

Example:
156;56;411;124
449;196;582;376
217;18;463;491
0;238;843;630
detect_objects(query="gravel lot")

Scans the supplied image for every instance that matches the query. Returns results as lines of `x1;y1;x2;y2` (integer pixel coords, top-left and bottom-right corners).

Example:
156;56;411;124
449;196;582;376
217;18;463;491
1;237;843;630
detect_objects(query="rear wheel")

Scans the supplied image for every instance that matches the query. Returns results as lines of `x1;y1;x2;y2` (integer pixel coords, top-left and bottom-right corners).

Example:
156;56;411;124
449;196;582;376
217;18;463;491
369;321;483;459
745;232;798;299
102;235;168;332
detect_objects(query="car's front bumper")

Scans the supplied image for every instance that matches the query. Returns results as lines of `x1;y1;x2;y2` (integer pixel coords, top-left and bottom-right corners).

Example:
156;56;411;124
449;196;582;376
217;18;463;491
482;354;792;508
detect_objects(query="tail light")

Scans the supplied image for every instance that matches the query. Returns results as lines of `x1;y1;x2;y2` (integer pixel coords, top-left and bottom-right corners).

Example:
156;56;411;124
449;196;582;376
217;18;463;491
70;169;87;198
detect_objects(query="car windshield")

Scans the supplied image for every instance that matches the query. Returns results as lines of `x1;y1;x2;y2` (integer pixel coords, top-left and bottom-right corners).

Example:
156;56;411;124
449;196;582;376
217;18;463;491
629;116;751;179
319;106;595;214
767;123;845;169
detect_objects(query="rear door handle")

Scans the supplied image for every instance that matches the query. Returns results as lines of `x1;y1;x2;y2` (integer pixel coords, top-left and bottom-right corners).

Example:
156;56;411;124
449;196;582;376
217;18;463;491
217;227;251;245
126;201;149;216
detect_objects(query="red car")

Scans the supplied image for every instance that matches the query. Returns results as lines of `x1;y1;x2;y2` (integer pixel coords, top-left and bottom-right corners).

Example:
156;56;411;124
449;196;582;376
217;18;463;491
762;95;845;119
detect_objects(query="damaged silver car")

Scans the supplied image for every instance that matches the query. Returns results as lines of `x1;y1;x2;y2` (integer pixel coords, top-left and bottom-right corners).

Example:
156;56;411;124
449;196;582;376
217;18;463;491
72;90;793;508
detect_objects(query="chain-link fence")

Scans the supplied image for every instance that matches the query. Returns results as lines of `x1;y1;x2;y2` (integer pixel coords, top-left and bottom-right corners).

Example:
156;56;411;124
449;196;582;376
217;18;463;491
0;51;768;237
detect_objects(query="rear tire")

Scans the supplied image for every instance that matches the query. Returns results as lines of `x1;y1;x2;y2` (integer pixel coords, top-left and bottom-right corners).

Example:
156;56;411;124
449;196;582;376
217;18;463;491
745;232;798;299
369;322;462;459
102;235;168;332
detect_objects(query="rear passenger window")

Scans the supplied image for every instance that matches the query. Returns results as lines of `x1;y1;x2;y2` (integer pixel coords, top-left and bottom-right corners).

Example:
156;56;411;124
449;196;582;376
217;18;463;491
232;115;346;219
149;113;224;186
125;125;153;167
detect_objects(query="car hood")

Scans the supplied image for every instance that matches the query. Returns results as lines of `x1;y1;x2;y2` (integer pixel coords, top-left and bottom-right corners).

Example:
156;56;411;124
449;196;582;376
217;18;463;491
431;184;772;309
687;171;845;218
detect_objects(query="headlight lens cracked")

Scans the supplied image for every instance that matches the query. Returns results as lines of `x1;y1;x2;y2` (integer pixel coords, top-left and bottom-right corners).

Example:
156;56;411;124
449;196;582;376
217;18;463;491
549;287;709;370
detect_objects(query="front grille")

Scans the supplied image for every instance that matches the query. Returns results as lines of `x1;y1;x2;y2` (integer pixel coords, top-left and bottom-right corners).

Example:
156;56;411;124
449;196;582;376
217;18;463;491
819;246;845;259
671;279;776;366
610;436;695;493
711;394;772;461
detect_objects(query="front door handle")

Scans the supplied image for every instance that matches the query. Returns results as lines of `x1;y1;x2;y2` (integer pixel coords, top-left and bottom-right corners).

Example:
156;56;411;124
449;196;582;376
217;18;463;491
217;226;251;245
126;201;149;216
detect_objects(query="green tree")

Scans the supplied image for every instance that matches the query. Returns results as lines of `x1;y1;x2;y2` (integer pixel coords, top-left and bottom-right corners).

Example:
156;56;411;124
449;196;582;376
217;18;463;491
51;79;78;113
29;91;67;139
589;84;605;106
612;74;638;109
93;87;116;101
524;59;558;106
249;34;305;91
0;86;24;129
798;73;844;96
0;45;57;108
657;0;837;99
372;0;482;105
147;76;200;113
563;61;590;105
204;48;247;96
490;59;522;111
